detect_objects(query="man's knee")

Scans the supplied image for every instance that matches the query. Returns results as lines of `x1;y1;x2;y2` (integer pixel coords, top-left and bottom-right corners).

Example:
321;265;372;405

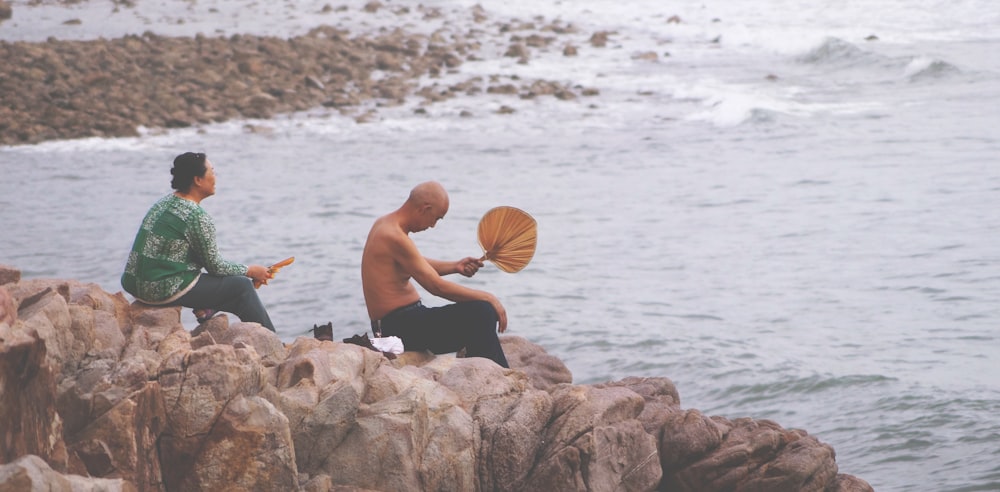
468;300;497;323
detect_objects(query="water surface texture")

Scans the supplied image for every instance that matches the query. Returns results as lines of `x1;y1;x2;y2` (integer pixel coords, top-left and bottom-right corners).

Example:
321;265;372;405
2;1;999;490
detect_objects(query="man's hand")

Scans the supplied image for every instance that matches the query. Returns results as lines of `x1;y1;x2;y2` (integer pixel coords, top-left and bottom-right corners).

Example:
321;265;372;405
456;257;485;277
487;295;508;333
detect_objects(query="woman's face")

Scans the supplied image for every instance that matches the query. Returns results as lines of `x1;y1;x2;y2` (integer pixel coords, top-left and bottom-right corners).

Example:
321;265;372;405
195;160;217;197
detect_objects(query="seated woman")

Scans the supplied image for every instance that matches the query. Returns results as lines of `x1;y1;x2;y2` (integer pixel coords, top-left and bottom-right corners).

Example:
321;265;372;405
121;152;275;331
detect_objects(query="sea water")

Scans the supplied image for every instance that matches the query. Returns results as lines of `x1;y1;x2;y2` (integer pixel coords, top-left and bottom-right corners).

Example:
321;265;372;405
2;0;999;490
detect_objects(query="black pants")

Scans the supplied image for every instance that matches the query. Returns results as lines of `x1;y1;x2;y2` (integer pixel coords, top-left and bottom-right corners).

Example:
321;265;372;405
376;300;508;368
176;274;275;331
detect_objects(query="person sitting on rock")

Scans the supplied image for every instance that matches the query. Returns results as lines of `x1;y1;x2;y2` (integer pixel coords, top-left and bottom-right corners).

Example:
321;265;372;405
361;181;509;367
121;152;275;331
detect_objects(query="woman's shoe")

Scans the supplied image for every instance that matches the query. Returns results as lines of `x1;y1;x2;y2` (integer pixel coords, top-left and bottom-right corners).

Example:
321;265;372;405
194;308;218;324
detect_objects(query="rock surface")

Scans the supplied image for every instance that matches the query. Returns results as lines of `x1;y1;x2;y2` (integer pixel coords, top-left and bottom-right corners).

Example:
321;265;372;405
0;4;599;146
0;264;873;491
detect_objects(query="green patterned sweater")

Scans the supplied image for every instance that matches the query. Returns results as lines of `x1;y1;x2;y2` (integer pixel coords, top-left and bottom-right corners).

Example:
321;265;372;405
121;194;247;304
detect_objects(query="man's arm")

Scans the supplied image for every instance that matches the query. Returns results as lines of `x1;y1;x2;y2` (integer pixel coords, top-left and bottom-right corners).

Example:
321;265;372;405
425;257;484;277
394;237;507;331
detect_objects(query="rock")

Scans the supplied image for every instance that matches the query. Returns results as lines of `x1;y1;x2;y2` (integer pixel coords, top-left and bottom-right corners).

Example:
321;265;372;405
633;51;659;62
0;271;872;491
10;284;76;379
0;455;130;491
0;1;11;21
501;335;572;390
304;75;325;90
525;384;662;490
590;31;612;47
63;382;165;489
0;328;68;471
524;34;554;48
665;417;842;492
595;376;681;434
831;473;876;491
172;395;297;491
504;43;528;58
487;83;519;95
0;264;20;285
241;92;278;119
0;286;14;327
194;317;288;367
0;9;631;147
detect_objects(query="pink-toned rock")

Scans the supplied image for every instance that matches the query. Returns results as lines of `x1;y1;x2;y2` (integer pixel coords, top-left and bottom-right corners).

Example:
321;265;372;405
165;395;297;491
320;361;476;491
63;382;165;489
194;317;287;367
595;376;681;435
659;409;728;473
10;285;75;378
0;455;131;491
501;334;573;390
0;328;68;471
525;384;663;490
0;270;873;491
666;417;840;492
831;473;876;492
158;344;265;438
0;264;20;286
264;340;377;476
457;368;554;491
157;343;297;490
0;286;14;327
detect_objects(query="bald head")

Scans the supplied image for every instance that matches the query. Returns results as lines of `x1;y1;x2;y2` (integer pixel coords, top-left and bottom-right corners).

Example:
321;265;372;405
402;181;449;232
408;181;448;208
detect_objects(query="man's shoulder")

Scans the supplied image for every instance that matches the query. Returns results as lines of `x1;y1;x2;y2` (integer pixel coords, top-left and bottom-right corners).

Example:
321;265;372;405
371;216;408;240
365;216;404;254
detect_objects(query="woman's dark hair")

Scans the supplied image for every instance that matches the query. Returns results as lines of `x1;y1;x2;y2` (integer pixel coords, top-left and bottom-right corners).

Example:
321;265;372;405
170;152;207;191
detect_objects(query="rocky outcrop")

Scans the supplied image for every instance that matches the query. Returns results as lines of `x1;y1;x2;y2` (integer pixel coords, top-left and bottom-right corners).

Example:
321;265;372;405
0;6;599;146
0;264;873;491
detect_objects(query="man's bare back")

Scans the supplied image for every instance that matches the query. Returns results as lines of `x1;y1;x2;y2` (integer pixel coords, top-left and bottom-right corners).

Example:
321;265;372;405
361;214;421;320
360;181;507;330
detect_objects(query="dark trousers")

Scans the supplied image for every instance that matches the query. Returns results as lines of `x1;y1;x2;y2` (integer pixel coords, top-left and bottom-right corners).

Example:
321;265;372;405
377;300;509;368
176;274;275;331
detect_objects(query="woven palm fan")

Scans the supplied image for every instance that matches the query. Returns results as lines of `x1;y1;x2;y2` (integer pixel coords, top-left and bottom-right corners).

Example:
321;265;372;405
477;206;537;273
254;256;295;288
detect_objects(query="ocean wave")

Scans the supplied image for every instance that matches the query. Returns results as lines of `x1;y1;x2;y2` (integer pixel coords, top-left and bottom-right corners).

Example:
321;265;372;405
903;56;961;81
721;374;896;403
796;37;885;68
797;37;963;85
684;93;793;127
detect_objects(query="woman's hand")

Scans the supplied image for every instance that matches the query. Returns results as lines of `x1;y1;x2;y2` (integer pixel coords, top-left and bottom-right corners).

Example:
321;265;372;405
246;264;272;284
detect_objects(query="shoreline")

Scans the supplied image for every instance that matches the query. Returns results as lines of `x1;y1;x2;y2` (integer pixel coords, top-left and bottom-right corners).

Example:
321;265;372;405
1;2;602;146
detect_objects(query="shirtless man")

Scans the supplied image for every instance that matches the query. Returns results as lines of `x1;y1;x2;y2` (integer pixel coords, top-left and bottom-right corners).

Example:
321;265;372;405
361;181;509;368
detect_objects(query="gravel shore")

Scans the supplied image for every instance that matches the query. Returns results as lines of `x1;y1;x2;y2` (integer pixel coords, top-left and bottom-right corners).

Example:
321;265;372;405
1;1;601;146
